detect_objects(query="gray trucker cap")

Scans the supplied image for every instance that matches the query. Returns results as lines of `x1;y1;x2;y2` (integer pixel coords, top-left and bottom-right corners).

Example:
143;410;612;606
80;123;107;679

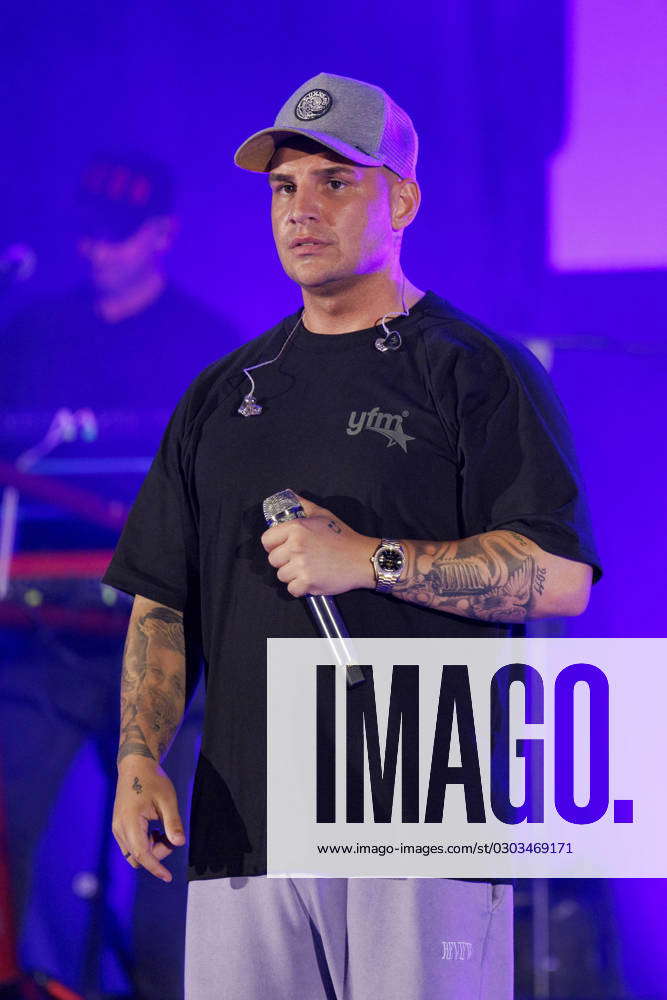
234;72;418;180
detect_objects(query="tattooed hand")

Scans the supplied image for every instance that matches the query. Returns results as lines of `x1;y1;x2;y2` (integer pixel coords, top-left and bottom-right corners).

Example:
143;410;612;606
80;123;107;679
113;760;186;882
260;495;589;620
113;595;187;881
261;493;377;597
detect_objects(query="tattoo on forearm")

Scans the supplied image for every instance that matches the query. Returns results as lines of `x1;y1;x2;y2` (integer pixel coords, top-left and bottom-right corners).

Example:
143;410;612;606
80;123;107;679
394;531;548;623
139;606;185;654
132;776;143;795
169;672;185;697
117;723;156;764
117;604;185;766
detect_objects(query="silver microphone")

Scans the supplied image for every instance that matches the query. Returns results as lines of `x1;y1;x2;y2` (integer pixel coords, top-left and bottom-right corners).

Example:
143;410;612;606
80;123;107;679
263;489;365;687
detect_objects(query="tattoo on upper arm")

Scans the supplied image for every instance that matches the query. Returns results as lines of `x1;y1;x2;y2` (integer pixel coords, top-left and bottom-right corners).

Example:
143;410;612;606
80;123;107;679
394;532;548;623
118;604;185;765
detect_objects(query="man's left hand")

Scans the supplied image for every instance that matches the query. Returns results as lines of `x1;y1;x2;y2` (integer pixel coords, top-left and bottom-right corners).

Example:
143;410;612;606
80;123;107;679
261;494;377;597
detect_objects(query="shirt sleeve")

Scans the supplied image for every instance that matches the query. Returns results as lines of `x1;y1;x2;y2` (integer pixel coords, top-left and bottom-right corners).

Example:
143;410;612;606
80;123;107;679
102;390;199;610
443;331;602;583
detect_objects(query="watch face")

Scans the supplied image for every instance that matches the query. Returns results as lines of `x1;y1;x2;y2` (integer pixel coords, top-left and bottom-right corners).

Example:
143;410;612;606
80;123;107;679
377;547;404;573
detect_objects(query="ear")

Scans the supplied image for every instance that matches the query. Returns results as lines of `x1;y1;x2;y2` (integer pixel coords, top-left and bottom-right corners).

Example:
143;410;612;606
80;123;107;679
390;178;421;233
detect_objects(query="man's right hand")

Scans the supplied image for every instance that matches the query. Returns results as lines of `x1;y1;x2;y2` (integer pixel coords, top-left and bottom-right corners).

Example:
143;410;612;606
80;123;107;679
112;759;186;882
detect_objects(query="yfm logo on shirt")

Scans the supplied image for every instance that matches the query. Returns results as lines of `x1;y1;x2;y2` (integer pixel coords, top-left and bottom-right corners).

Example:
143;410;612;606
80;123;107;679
346;407;415;453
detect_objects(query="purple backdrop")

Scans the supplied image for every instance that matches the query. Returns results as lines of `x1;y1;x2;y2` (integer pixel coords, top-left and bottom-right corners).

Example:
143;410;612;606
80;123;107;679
2;0;666;996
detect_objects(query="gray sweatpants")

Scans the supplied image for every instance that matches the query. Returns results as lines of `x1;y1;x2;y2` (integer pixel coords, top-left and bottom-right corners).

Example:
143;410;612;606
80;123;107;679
185;877;513;999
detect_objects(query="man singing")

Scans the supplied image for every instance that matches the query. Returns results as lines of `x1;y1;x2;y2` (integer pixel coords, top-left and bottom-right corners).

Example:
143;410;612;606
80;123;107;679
104;72;601;998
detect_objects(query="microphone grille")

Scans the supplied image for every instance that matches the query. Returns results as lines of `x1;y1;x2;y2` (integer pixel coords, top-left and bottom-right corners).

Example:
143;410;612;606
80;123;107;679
262;488;305;526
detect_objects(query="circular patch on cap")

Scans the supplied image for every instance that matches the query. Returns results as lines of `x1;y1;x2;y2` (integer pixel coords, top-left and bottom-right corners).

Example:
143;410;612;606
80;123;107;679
294;89;332;121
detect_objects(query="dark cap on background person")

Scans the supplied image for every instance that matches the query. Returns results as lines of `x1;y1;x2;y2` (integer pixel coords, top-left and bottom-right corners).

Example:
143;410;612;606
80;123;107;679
234;72;418;180
76;152;174;241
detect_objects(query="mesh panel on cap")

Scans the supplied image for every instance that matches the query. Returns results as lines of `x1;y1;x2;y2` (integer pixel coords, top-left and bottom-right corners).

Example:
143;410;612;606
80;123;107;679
379;97;418;180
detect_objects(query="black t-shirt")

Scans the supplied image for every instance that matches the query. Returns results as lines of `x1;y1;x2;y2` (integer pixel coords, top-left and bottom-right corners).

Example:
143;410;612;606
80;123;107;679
103;291;602;882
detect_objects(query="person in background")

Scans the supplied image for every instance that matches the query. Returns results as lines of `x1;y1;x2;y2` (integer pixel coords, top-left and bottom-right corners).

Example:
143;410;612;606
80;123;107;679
2;152;229;446
0;153;233;1000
